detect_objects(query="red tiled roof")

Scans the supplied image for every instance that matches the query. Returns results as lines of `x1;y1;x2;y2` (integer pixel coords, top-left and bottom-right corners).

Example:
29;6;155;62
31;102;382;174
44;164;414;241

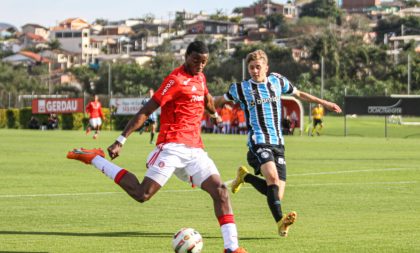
19;51;50;63
26;32;47;42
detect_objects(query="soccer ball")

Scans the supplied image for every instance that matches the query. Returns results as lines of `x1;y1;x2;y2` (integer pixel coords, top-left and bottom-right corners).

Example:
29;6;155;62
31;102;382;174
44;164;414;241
172;228;203;253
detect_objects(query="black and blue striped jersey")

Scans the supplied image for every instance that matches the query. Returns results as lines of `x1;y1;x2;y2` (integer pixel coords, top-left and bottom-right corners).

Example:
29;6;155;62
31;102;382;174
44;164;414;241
224;72;295;147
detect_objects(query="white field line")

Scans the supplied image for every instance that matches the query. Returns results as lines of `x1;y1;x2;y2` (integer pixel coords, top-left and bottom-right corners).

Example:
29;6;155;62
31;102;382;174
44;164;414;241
287;167;419;177
224;167;417;186
0;168;418;199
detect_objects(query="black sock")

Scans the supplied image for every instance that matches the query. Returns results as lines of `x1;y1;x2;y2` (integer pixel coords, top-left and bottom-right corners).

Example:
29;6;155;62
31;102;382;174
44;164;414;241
244;174;267;195
267;184;283;222
150;132;155;142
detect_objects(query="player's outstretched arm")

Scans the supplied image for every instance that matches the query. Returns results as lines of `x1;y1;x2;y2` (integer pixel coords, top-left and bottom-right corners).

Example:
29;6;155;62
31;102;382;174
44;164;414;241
213;95;229;109
108;99;160;159
293;90;342;113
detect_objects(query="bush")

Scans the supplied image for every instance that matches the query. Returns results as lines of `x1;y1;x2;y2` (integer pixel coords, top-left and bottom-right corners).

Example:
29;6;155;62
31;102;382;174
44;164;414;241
61;113;84;130
0;109;6;128
6;109;19;129
19;107;33;129
112;114;132;130
1;107;138;130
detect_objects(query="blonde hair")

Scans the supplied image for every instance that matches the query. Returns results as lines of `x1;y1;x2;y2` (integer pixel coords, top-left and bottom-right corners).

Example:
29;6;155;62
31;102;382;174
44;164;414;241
246;49;268;65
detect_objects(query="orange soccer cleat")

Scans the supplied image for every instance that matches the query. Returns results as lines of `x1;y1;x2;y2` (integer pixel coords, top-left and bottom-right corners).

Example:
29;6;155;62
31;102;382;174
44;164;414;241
66;148;105;164
224;247;248;253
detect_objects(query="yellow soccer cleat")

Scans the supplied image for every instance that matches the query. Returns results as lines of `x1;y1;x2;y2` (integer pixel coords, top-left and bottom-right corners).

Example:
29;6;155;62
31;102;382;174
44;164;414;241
278;211;297;237
231;166;249;194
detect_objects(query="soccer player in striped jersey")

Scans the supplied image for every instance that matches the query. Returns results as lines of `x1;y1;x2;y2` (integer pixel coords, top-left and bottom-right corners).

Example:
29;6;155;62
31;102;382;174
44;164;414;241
215;49;342;237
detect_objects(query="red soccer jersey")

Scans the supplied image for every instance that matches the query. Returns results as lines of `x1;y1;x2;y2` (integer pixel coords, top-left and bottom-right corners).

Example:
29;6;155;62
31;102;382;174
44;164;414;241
86;101;104;119
152;65;208;148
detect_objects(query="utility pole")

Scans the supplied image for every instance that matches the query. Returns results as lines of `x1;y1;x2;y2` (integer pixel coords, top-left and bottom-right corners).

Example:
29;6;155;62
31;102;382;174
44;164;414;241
401;24;405;36
321;56;324;99
408;54;411;95
108;62;112;100
266;0;270;29
242;58;246;81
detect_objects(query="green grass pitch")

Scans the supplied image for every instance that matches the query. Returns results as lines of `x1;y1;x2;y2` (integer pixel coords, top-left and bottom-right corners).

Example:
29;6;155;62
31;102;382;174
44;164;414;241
0;116;419;252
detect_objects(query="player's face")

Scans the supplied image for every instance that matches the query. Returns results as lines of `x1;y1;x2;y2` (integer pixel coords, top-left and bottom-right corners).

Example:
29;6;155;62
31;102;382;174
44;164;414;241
184;52;209;76
248;59;268;83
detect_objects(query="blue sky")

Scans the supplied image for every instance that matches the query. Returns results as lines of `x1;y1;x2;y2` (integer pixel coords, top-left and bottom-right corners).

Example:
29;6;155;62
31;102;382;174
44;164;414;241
2;0;288;28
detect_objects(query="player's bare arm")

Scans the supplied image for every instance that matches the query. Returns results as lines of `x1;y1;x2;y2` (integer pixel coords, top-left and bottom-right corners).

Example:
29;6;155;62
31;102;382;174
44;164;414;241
293;90;342;113
213;95;229;109
108;99;160;159
204;93;222;123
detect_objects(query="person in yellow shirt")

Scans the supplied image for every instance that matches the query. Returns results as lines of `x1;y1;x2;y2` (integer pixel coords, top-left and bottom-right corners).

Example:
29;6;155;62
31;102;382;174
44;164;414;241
311;104;324;136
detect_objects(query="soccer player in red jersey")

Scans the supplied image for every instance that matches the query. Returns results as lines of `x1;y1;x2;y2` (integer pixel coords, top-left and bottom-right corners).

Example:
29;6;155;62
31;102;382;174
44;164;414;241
67;41;247;253
85;95;105;139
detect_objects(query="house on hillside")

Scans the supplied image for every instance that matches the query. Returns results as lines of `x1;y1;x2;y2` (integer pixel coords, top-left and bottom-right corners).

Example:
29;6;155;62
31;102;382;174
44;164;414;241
2;51;50;66
186;20;238;35
242;0;285;17
19;32;48;49
21;23;49;39
342;0;380;13
49;18;99;64
398;7;420;17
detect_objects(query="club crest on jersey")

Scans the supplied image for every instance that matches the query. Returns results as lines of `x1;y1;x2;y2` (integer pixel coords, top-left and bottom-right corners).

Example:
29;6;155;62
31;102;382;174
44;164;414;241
183;79;191;85
270;84;276;92
261;151;270;159
158;161;165;168
192;85;197;92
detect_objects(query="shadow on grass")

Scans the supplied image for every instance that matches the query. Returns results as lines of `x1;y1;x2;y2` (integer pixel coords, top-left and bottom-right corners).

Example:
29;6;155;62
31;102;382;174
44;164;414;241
0;230;275;240
0;252;48;253
0;230;172;238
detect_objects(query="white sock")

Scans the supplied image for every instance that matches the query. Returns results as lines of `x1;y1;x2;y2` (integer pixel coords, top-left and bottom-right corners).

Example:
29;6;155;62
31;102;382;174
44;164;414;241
91;156;124;181
221;223;239;251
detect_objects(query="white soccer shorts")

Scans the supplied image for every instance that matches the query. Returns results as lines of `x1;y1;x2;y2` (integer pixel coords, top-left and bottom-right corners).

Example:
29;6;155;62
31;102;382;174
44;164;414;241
89;117;102;128
145;143;220;187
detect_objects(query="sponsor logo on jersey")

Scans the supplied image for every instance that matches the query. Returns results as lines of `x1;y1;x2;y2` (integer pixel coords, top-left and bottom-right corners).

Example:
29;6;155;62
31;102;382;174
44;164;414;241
190;95;204;102
161;79;175;95
255;96;281;105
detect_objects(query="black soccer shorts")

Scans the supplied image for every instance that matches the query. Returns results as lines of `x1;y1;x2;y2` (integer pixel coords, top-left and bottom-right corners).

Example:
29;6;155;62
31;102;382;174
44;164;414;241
247;144;287;181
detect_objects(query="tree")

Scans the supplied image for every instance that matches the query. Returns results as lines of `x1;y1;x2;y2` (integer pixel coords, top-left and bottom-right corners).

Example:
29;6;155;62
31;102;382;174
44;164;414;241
143;13;155;24
300;0;342;23
404;0;419;7
173;13;185;32
94;18;108;26
266;13;285;30
210;9;228;21
69;66;96;93
48;39;61;50
375;16;420;44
